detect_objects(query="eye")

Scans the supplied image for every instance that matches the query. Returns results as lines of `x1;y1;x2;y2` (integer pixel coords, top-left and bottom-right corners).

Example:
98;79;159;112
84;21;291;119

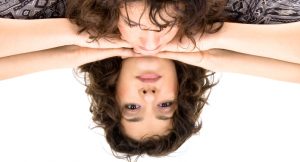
158;101;174;108
124;20;139;27
125;104;141;111
128;23;139;27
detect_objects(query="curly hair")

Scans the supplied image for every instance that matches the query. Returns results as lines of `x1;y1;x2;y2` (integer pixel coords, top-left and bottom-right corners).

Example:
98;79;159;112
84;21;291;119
67;0;227;45
76;57;216;161
67;0;226;160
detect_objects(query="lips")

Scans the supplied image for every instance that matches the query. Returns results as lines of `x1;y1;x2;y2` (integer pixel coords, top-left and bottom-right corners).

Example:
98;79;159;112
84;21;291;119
136;74;161;82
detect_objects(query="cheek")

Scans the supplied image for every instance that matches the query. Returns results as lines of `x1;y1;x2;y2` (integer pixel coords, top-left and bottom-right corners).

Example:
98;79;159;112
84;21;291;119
160;27;179;44
118;24;138;43
161;76;179;96
116;72;136;99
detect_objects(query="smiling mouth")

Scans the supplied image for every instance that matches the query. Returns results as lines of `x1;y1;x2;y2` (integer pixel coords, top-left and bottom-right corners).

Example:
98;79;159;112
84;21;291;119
136;74;161;83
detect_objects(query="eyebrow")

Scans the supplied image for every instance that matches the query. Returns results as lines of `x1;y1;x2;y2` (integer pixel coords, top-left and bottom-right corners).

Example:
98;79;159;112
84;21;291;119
119;14;175;32
124;116;172;122
120;14;147;27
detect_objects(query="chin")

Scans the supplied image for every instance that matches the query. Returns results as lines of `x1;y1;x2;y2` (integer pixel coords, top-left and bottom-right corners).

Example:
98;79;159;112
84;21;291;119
124;56;170;66
133;45;165;55
126;56;159;61
133;49;160;55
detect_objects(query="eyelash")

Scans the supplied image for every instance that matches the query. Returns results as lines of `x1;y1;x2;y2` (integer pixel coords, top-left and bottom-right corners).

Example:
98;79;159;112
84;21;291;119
158;101;174;108
124;20;139;27
125;20;175;29
125;104;141;110
125;101;174;112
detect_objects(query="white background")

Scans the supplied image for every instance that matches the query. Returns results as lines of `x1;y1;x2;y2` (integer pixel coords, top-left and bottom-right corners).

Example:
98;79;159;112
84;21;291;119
0;68;300;162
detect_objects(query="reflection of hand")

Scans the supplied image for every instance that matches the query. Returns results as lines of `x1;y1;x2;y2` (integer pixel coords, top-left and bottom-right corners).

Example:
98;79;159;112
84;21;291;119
155;50;217;71
162;33;216;53
69;46;136;67
75;33;133;49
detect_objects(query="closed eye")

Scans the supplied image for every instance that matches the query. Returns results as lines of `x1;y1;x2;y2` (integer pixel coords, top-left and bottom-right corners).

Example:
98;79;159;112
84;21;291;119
122;17;146;28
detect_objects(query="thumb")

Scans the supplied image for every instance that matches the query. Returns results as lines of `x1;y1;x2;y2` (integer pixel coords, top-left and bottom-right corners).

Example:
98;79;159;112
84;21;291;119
103;48;136;58
98;38;133;49
155;51;204;67
77;47;135;66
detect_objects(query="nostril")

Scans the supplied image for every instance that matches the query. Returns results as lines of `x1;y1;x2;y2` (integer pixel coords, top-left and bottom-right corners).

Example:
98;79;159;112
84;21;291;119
143;90;147;94
152;90;155;93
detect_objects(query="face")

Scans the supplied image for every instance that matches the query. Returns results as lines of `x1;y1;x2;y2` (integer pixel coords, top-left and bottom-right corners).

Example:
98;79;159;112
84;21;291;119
116;57;178;140
118;2;179;55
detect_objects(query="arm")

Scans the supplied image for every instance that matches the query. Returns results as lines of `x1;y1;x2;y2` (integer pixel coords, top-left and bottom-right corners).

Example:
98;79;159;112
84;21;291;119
0;18;78;58
209;22;300;64
0;46;135;80
0;18;132;58
206;49;300;83
156;49;300;83
0;46;79;80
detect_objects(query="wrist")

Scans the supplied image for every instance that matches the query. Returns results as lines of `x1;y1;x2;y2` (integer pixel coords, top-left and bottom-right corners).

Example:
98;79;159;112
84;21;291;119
212;22;243;50
70;26;81;47
209;24;227;50
198;31;222;50
60;19;82;46
59;46;84;68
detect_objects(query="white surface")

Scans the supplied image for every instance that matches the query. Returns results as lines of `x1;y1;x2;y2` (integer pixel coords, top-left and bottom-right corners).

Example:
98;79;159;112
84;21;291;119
0;69;300;162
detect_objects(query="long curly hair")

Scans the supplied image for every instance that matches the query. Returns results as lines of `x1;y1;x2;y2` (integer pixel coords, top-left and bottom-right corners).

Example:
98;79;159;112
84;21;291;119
76;57;216;161
67;0;226;161
67;0;227;44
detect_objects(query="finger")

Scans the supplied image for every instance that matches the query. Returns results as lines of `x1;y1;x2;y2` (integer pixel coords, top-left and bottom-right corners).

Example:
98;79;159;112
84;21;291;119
98;38;133;49
121;52;144;59
77;47;133;65
101;48;136;58
155;51;204;67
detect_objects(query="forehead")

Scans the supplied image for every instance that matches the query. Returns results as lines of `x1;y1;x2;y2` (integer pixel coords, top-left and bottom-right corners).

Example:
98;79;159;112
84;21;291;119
119;1;178;21
121;117;173;140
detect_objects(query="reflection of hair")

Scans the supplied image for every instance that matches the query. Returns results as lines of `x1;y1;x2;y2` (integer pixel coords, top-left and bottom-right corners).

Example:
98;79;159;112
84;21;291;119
67;0;226;46
76;57;216;161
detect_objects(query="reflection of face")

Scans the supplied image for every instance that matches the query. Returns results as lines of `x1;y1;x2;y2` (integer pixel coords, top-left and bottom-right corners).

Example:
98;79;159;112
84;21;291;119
116;57;178;140
118;2;179;55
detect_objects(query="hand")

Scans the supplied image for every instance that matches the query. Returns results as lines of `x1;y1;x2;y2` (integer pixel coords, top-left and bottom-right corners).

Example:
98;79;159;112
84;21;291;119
69;23;132;49
74;31;133;49
162;33;217;53
155;50;217;71
67;46;137;67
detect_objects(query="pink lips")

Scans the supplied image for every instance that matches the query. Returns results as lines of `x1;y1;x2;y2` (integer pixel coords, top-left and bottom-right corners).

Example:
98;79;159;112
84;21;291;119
136;74;161;82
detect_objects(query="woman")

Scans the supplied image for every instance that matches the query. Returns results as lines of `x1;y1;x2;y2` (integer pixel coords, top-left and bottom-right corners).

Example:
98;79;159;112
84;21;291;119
66;0;300;160
1;0;300;161
0;1;217;160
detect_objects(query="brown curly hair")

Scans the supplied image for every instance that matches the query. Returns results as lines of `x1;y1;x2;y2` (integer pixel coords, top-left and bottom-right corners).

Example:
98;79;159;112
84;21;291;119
67;0;226;161
76;57;216;161
67;0;227;45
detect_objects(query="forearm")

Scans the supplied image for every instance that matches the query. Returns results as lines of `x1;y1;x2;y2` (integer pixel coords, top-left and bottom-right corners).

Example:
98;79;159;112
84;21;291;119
0;18;78;58
205;49;300;83
0;46;81;80
212;22;300;64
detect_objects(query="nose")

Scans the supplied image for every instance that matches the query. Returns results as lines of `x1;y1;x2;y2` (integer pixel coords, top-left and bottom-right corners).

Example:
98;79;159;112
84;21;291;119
139;31;160;51
140;88;157;102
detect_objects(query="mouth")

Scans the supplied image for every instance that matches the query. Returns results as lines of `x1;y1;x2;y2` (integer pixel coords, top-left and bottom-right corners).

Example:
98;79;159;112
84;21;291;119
136;74;161;83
